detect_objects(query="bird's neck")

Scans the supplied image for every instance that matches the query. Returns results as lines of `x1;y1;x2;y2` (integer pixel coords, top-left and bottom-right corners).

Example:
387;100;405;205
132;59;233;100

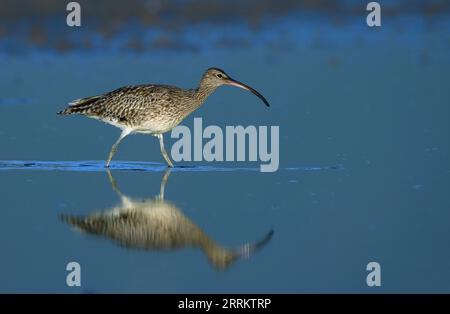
194;81;218;105
179;80;218;118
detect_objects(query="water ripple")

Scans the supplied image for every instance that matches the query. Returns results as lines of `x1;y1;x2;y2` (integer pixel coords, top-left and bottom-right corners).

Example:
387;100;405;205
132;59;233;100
0;160;343;173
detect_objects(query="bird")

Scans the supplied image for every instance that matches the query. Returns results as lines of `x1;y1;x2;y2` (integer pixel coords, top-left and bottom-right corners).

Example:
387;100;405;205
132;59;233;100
57;68;270;168
60;169;274;270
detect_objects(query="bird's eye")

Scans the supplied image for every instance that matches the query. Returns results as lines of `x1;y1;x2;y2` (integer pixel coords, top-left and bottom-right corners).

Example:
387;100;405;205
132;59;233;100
217;73;223;78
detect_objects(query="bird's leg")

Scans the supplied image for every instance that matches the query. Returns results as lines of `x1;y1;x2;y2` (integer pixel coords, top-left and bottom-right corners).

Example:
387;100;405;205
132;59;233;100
106;129;130;168
157;133;174;168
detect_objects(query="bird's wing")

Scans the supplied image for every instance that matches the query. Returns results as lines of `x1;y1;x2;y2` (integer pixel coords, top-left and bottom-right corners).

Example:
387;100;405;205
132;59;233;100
58;85;160;117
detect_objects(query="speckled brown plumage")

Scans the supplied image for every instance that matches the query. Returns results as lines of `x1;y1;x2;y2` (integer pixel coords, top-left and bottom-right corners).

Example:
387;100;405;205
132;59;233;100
58;68;270;167
59;85;200;134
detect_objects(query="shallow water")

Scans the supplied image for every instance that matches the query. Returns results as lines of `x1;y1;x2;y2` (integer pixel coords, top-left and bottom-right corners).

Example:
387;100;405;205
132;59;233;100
0;160;336;173
1;13;450;292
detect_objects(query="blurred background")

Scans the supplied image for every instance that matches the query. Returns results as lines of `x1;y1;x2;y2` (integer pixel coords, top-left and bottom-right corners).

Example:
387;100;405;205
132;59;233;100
0;0;449;54
0;0;449;293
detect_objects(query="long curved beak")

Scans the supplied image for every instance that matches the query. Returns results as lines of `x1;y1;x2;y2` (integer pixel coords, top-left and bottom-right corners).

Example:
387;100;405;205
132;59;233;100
225;78;270;107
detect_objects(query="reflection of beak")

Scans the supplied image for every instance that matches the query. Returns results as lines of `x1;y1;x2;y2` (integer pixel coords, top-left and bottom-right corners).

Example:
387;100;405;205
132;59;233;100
232;229;274;260
225;78;270;107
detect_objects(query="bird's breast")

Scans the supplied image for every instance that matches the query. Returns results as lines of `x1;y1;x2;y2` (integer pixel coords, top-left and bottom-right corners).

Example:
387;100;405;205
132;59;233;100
134;114;184;134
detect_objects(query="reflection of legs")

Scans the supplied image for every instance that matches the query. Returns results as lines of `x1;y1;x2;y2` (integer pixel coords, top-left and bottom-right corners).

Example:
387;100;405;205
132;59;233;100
108;165;171;202
157;133;174;168
106;168;132;207
158;168;172;200
106;169;122;197
106;129;131;168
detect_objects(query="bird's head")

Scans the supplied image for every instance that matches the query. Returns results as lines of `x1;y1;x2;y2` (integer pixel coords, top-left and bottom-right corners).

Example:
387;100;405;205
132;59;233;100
200;68;270;107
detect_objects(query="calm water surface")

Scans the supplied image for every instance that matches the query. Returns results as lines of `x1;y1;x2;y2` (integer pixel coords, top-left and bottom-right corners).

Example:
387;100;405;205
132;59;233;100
0;25;450;292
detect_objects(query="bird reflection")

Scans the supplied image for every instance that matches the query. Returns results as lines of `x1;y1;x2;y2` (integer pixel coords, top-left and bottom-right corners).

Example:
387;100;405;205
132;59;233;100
60;170;273;270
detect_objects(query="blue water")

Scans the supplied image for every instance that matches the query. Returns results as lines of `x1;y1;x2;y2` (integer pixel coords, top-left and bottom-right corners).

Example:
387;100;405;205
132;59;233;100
1;8;450;292
0;160;338;173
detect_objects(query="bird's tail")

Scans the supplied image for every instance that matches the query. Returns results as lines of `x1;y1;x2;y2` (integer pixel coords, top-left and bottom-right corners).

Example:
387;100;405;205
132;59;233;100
59;213;102;234
57;95;103;115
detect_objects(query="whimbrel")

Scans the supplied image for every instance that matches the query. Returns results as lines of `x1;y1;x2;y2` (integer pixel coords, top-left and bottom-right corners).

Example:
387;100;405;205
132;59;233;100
60;170;274;270
58;68;270;167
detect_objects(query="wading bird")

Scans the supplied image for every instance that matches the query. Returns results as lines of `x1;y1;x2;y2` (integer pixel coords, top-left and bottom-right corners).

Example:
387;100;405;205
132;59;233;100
58;68;270;167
